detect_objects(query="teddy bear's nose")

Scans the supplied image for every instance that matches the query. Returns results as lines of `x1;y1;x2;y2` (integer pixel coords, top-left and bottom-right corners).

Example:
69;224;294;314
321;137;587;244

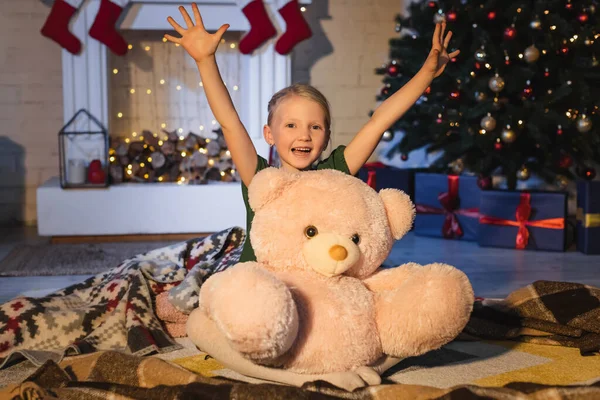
329;245;348;261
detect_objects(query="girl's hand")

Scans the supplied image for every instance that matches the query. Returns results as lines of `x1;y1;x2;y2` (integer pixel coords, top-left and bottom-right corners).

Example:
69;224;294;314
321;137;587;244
422;22;460;78
164;3;229;63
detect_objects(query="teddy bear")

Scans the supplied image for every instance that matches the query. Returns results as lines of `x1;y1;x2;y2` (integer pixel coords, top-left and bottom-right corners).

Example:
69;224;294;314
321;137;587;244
187;168;474;391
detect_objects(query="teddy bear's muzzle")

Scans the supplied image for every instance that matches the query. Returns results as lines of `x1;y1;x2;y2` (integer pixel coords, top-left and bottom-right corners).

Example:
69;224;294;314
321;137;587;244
302;233;360;277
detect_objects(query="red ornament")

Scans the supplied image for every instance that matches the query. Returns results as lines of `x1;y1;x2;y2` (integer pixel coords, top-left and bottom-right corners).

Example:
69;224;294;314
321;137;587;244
583;167;597;180
559;154;573;168
87;159;106;184
447;10;457;21
504;26;517;40
451;57;457;63
557;127;564;135
475;62;482;69
387;64;399;76
436;116;443;124
544;69;550;77
380;85;390;96
401;153;409;161
560;46;569;55
487;11;496;20
428;1;437;8
522;86;533;98
477;175;493;190
566;2;573;10
494;142;503;151
450;90;460;99
579;13;589;22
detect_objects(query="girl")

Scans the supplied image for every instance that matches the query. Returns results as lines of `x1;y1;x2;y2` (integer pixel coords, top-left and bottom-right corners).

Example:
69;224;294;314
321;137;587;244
165;3;459;263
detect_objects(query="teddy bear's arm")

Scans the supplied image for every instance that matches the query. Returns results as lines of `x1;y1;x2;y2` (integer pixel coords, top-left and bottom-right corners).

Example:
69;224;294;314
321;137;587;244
362;262;422;293
367;263;474;358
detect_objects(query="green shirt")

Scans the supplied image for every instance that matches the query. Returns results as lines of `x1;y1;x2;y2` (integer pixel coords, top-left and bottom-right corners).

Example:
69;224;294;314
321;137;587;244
239;145;351;263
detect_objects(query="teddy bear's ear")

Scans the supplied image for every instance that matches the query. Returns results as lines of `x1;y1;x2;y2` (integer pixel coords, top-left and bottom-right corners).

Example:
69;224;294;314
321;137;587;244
379;189;415;240
248;167;298;211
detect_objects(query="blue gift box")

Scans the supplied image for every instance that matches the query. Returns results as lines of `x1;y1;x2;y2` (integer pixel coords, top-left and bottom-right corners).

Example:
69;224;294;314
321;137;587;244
479;190;567;251
577;180;600;255
357;164;414;198
414;173;480;241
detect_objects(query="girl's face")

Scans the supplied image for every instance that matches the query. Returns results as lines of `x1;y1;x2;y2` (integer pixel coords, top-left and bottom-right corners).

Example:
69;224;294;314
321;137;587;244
264;95;329;171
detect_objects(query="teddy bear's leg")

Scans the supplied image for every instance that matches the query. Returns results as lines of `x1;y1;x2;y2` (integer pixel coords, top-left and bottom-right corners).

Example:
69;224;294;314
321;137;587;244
373;262;474;358
187;308;377;391
197;262;299;363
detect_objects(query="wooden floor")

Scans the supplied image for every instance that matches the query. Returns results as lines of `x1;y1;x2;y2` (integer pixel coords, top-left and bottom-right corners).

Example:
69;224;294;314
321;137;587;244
1;224;600;303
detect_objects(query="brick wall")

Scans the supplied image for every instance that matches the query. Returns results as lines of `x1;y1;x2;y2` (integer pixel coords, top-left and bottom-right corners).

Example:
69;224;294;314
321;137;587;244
0;0;63;225
0;0;404;225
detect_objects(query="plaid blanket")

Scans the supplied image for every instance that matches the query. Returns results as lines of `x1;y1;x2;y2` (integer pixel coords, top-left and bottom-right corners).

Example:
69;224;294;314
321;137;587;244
464;281;600;355
0;227;245;370
2;351;599;400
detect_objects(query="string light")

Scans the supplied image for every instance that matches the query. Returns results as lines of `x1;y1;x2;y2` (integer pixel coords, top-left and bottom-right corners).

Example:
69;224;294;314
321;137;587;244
233;85;239;91
140;162;145;167
117;112;123;118
109;156;115;162
160;79;165;84
128;44;133;49
146;89;152;94
212;120;216;125
132;132;137;137
181;151;187;157
158;140;163;146
161;123;167;128
178;128;183;134
113;69;118;74
158;176;164;181
199;125;204;130
301;6;306;12
130;89;135;94
162;37;167;42
145;46;150;51
176;85;182;90
230;43;236;49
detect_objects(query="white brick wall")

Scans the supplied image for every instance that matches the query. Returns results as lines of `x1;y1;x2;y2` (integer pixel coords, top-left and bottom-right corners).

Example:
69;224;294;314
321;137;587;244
0;0;404;225
0;0;63;225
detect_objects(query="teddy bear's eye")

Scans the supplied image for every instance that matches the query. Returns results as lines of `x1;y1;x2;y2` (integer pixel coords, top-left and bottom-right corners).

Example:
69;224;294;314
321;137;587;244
305;226;318;238
351;234;360;244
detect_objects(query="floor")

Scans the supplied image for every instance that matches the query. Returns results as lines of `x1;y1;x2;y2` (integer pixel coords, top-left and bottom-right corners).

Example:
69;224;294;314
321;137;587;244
1;224;600;303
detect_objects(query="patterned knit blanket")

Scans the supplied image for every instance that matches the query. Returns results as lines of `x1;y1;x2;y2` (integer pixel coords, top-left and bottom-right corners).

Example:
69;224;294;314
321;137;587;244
0;227;245;370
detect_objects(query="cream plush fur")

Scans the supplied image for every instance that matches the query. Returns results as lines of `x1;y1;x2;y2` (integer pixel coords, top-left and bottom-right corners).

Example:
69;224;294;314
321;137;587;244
187;169;474;391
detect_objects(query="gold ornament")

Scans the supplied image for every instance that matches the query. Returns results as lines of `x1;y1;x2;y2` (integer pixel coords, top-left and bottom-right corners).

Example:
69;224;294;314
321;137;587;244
488;74;505;93
530;18;541;29
480;113;497;131
474;91;487;102
577;114;593;132
556;175;569;190
501;125;517;143
524;45;540;63
382;130;394;142
517;166;530;181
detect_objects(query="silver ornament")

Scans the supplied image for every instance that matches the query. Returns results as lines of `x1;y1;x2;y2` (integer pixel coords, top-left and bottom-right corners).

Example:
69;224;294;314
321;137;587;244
488;74;505;93
577;114;593;132
530;18;541;29
480;113;497;131
433;12;446;24
517;166;530;181
524;45;540;63
475;47;487;61
382;130;394;142
474;91;487;102
501;126;517;143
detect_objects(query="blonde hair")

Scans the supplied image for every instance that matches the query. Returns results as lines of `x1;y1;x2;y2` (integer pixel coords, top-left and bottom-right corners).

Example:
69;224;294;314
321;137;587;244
267;84;331;135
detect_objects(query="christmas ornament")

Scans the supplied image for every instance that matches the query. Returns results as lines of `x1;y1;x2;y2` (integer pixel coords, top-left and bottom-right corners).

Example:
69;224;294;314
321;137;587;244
501;125;517;143
522;81;533;99
559;154;573;168
504;25;517;40
544;68;550;77
487;11;496;20
555;175;569;189
477;175;492;190
565;1;573;10
395;22;402;32
560;45;569;55
474;47;486;61
474;91;487;102
387;62;399;77
401;153;408;161
578;13;589;22
40;0;82;54
382;130;394;142
449;158;464;174
494;141;503;151
524;45;540;63
433;12;446;24
577;114;593;132
380;84;391;96
480;113;496;131
449;90;460;99
557;125;564;135
87;159;106;184
530;17;541;29
428;1;437;8
517;166;530;181
580;167;597;180
446;10;457;21
488;74;505;92
89;0;131;56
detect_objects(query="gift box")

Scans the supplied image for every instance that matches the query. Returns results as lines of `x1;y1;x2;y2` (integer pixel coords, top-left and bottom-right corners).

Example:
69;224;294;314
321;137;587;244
414;173;480;240
479;191;567;251
358;162;414;199
576;180;600;254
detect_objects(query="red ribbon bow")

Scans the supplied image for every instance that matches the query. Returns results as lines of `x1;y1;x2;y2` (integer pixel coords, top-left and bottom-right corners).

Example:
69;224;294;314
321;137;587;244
479;193;565;249
363;162;388;190
416;175;479;238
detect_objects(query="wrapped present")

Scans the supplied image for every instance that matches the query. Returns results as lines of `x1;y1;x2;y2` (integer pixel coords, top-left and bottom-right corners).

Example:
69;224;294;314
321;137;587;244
576;180;600;254
358;162;414;198
479;191;567;251
414;173;480;240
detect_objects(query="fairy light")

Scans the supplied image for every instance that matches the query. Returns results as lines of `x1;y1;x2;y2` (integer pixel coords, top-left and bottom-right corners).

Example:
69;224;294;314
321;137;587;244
113;68;118;74
212;120;216;125
301;6;306;12
206;139;211;143
147;89;152;94
144;173;149;179
220;171;225;176
109;156;115;162
518;120;523;125
178;128;183;134
148;157;152;162
199;148;207;154
199;82;203;87
128;44;133;49
127;170;133;175
208;159;215;166
153;133;157;137
199;125;205;131
158;140;163;146
158;176;164;181
175;43;180;47
479;129;487;135
143;144;148;148
176;85;182;90
132;132;137;137
125;138;130;143
550;25;557;30
130;89;135;94
233;85;239;91
181;151;187;157
160;79;165;85
145;46;150;51
139;135;144;140
161;123;167;128
544;9;549;14
117;112;123;118
226;150;231;156
162;37;167;42
230;43;236;49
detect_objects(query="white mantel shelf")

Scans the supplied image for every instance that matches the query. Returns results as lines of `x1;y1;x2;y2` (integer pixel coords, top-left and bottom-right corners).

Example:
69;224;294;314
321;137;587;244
37;178;246;236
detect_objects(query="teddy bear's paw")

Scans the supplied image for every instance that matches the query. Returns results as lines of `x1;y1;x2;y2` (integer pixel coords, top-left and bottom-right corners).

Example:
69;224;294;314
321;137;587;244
353;366;381;386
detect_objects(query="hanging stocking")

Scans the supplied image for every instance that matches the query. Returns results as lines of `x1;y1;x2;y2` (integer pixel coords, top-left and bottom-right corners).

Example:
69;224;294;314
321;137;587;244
40;0;84;55
237;0;277;55
89;0;130;56
275;0;312;55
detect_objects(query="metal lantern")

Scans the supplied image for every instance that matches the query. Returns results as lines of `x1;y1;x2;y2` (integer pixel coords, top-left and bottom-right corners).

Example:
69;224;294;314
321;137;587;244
58;109;109;189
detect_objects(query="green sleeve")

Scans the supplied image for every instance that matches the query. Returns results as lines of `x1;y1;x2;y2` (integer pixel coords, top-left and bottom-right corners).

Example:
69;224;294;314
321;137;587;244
241;154;270;199
316;145;351;174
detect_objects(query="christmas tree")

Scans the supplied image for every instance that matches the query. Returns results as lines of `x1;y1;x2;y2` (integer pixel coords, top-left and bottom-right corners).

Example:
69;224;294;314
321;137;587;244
376;0;600;190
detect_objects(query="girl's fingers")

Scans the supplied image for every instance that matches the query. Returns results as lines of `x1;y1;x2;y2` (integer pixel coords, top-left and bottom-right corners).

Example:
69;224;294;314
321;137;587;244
192;3;205;29
215;24;230;41
179;6;194;29
167;16;186;35
443;30;453;48
440;22;446;43
163;33;181;44
448;49;460;58
432;23;440;46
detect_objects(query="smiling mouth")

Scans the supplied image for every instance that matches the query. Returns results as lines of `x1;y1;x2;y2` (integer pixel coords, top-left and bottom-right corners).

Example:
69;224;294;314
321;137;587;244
292;147;312;154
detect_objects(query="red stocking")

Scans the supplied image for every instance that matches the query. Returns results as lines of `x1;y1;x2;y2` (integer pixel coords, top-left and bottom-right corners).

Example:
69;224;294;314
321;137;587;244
238;0;277;55
89;0;129;56
40;0;83;55
275;0;312;55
